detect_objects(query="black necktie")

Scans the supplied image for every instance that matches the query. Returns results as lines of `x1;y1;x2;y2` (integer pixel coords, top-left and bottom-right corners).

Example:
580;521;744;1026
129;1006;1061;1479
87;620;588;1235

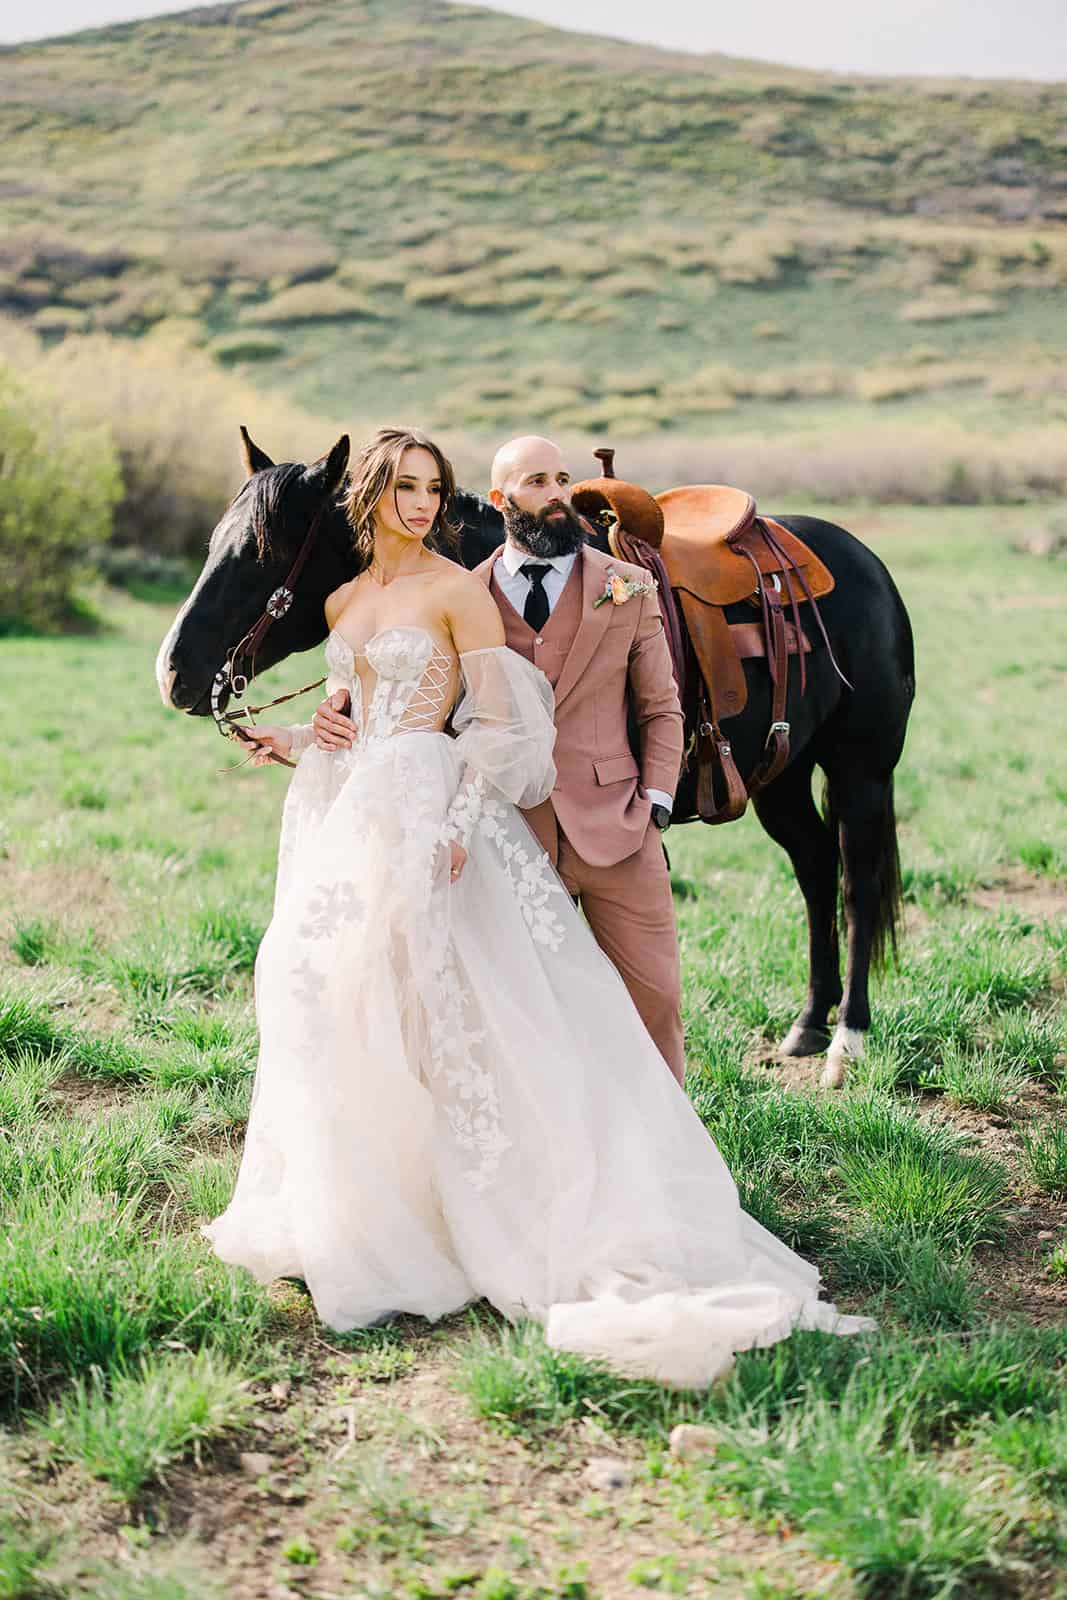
521;562;551;632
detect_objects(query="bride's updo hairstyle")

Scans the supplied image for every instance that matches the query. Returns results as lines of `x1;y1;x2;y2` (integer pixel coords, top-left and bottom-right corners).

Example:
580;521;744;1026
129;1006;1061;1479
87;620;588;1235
343;426;461;566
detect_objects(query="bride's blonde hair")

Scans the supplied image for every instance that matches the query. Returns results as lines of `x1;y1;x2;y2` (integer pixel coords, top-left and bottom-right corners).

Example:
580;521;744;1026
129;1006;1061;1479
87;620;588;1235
343;426;460;565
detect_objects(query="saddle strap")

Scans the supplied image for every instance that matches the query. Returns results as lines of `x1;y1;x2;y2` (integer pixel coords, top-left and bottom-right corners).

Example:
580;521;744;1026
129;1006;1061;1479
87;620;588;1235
695;695;749;825
746;588;791;795
753;517;851;693
608;528;687;702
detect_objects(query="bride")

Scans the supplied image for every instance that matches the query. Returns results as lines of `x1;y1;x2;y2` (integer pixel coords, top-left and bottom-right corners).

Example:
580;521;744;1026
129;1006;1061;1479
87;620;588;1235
203;426;872;1388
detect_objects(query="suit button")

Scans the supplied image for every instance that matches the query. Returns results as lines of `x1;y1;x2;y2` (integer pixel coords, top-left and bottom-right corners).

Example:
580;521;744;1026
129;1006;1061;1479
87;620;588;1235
535;637;544;646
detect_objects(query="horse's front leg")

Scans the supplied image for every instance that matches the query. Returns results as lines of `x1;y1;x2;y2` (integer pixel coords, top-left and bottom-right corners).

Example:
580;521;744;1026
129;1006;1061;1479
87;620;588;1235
752;758;842;1058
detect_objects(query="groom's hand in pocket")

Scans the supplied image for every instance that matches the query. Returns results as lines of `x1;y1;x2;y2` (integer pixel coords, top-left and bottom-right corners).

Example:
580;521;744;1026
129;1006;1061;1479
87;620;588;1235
313;689;356;750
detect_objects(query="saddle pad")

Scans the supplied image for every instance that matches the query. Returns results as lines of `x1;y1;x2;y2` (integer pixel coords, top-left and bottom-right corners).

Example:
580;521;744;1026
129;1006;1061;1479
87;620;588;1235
657;486;834;608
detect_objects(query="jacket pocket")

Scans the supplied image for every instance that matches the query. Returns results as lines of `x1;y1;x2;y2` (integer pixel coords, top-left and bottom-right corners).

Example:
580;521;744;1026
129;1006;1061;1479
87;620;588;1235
593;752;640;785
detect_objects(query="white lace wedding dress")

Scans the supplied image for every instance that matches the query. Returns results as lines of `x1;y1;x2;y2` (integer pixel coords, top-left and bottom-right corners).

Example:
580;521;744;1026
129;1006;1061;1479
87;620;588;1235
203;625;872;1387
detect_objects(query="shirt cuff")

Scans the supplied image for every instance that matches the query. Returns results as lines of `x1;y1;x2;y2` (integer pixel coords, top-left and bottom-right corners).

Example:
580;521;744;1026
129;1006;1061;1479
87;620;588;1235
647;788;673;813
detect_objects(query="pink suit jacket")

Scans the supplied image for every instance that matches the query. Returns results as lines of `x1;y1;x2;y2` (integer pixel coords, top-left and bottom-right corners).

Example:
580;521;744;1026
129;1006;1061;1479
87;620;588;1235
475;543;684;869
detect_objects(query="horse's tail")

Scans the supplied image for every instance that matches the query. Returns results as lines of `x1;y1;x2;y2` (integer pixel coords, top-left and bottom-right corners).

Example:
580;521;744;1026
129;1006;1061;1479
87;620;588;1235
822;773;904;971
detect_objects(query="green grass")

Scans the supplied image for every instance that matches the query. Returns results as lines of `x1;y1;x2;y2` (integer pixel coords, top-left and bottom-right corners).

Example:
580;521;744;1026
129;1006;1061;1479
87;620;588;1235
931;1041;1029;1110
691;1394;1034;1599
980;1402;1067;1503
1;0;1066;490
33;1349;253;1500
0;1182;270;1412
826;1229;981;1333
174;1151;240;1222
0;1046;66;1123
1020;1123;1067;1197
0;511;1065;1593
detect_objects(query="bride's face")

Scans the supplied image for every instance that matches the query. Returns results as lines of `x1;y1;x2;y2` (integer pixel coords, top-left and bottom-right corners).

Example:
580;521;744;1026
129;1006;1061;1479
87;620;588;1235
373;446;441;543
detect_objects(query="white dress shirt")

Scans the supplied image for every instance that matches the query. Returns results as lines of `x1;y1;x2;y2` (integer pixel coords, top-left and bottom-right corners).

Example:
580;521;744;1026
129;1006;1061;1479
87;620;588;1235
496;540;578;615
497;539;673;816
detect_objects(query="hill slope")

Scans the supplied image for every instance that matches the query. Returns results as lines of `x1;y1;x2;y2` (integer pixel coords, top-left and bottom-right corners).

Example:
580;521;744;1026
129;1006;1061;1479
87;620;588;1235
1;0;1065;444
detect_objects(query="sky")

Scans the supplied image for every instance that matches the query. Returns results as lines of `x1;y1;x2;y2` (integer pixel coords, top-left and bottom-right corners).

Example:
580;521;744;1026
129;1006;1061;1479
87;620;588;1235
2;0;1065;80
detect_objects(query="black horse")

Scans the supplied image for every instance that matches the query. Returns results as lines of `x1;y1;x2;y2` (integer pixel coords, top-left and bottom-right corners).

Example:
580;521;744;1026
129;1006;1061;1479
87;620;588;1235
157;429;915;1086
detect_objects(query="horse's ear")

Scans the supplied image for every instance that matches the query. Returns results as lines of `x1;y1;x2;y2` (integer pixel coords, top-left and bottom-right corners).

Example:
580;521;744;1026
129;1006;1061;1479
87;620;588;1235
240;425;275;477
305;434;350;497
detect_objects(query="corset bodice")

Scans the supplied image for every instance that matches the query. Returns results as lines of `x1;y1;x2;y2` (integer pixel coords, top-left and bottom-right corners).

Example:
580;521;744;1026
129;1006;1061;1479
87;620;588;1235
325;625;457;747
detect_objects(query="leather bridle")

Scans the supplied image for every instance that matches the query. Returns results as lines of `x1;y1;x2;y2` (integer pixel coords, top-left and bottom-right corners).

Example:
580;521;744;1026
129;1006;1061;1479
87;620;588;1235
210;504;329;769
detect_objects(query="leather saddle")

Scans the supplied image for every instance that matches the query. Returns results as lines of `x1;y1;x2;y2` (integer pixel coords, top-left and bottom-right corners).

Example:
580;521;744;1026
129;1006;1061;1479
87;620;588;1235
572;455;842;825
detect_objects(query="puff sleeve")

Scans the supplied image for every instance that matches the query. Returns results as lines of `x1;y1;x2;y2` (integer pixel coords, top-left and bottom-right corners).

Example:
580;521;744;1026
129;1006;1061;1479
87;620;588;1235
441;647;557;847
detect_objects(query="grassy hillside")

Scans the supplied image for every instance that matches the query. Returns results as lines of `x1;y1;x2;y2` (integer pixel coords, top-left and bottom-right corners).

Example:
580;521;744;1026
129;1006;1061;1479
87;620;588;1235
1;0;1066;454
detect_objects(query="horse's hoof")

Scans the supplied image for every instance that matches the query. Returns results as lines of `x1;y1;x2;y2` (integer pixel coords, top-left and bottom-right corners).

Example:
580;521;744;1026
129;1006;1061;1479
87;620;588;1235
779;1023;831;1058
820;1026;866;1088
829;1025;866;1063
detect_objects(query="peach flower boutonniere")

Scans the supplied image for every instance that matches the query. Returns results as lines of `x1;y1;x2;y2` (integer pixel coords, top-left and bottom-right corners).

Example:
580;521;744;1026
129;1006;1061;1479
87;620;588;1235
592;569;657;609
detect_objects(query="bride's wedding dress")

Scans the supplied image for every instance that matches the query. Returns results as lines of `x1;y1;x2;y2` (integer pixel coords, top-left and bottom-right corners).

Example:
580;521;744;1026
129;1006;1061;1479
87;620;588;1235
204;625;871;1386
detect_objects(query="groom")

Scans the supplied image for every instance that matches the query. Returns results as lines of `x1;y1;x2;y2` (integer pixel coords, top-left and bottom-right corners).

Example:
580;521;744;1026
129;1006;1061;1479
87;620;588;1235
477;435;686;1084
313;435;687;1083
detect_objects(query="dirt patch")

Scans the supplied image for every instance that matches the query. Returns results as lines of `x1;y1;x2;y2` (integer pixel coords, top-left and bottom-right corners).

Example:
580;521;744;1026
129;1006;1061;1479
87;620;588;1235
974;869;1067;920
916;1080;1063;1159
7;1323;850;1600
747;1046;829;1096
915;1089;1067;1322
0;860;127;945
975;1199;1067;1327
48;1070;136;1120
971;866;1067;923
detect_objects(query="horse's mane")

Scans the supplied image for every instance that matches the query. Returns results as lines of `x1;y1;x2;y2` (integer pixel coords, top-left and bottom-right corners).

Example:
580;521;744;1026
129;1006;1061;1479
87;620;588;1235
249;462;305;560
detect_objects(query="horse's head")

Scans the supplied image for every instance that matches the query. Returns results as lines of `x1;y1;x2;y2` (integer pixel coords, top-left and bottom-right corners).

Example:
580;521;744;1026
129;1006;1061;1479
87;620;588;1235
156;429;354;716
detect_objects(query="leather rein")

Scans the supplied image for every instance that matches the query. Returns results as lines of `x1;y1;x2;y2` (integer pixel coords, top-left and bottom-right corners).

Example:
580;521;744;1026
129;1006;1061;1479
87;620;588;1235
210;505;329;770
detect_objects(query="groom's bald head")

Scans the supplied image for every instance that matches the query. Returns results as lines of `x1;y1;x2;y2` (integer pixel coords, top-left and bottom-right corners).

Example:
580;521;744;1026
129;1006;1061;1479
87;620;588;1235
490;436;570;504
490;434;586;557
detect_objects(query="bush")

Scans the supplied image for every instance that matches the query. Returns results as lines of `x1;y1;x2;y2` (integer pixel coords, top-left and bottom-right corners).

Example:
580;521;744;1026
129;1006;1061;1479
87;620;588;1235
1;317;355;561
207;331;284;364
0;360;121;631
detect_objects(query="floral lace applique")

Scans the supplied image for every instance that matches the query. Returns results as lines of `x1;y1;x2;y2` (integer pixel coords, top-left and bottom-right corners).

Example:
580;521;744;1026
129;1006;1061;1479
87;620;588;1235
327;627;455;748
426;938;513;1192
291;956;331;1049
299;881;366;941
476;796;569;952
440;770;488;850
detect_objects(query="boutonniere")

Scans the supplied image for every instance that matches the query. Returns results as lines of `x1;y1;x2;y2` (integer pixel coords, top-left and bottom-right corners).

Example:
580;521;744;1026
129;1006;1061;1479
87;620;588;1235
593;569;657;609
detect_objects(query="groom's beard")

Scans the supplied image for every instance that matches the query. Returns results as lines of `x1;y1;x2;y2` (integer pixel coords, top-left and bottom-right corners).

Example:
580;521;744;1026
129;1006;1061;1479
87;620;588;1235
502;496;587;558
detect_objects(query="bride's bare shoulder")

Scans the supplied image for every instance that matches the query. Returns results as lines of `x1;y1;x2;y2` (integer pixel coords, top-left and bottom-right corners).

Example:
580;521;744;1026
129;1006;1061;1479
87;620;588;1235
439;560;505;650
324;577;358;628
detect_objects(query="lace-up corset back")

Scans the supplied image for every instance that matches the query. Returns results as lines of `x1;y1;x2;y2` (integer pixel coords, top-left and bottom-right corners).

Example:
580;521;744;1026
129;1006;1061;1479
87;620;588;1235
325;625;457;747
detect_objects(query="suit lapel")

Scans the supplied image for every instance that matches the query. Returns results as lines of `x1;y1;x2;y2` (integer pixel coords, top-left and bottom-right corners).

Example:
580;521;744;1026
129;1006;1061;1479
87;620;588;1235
552;546;614;709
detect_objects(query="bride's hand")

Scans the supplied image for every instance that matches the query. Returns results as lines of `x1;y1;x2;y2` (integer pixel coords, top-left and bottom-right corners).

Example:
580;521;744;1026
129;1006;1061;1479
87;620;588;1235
448;840;468;883
242;726;292;767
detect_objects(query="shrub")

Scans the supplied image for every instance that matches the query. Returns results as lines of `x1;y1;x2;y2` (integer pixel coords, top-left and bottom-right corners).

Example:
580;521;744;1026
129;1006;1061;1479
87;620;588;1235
900;291;1000;323
0;359;120;631
207;331;284;364
13;319;354;559
242;281;377;325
